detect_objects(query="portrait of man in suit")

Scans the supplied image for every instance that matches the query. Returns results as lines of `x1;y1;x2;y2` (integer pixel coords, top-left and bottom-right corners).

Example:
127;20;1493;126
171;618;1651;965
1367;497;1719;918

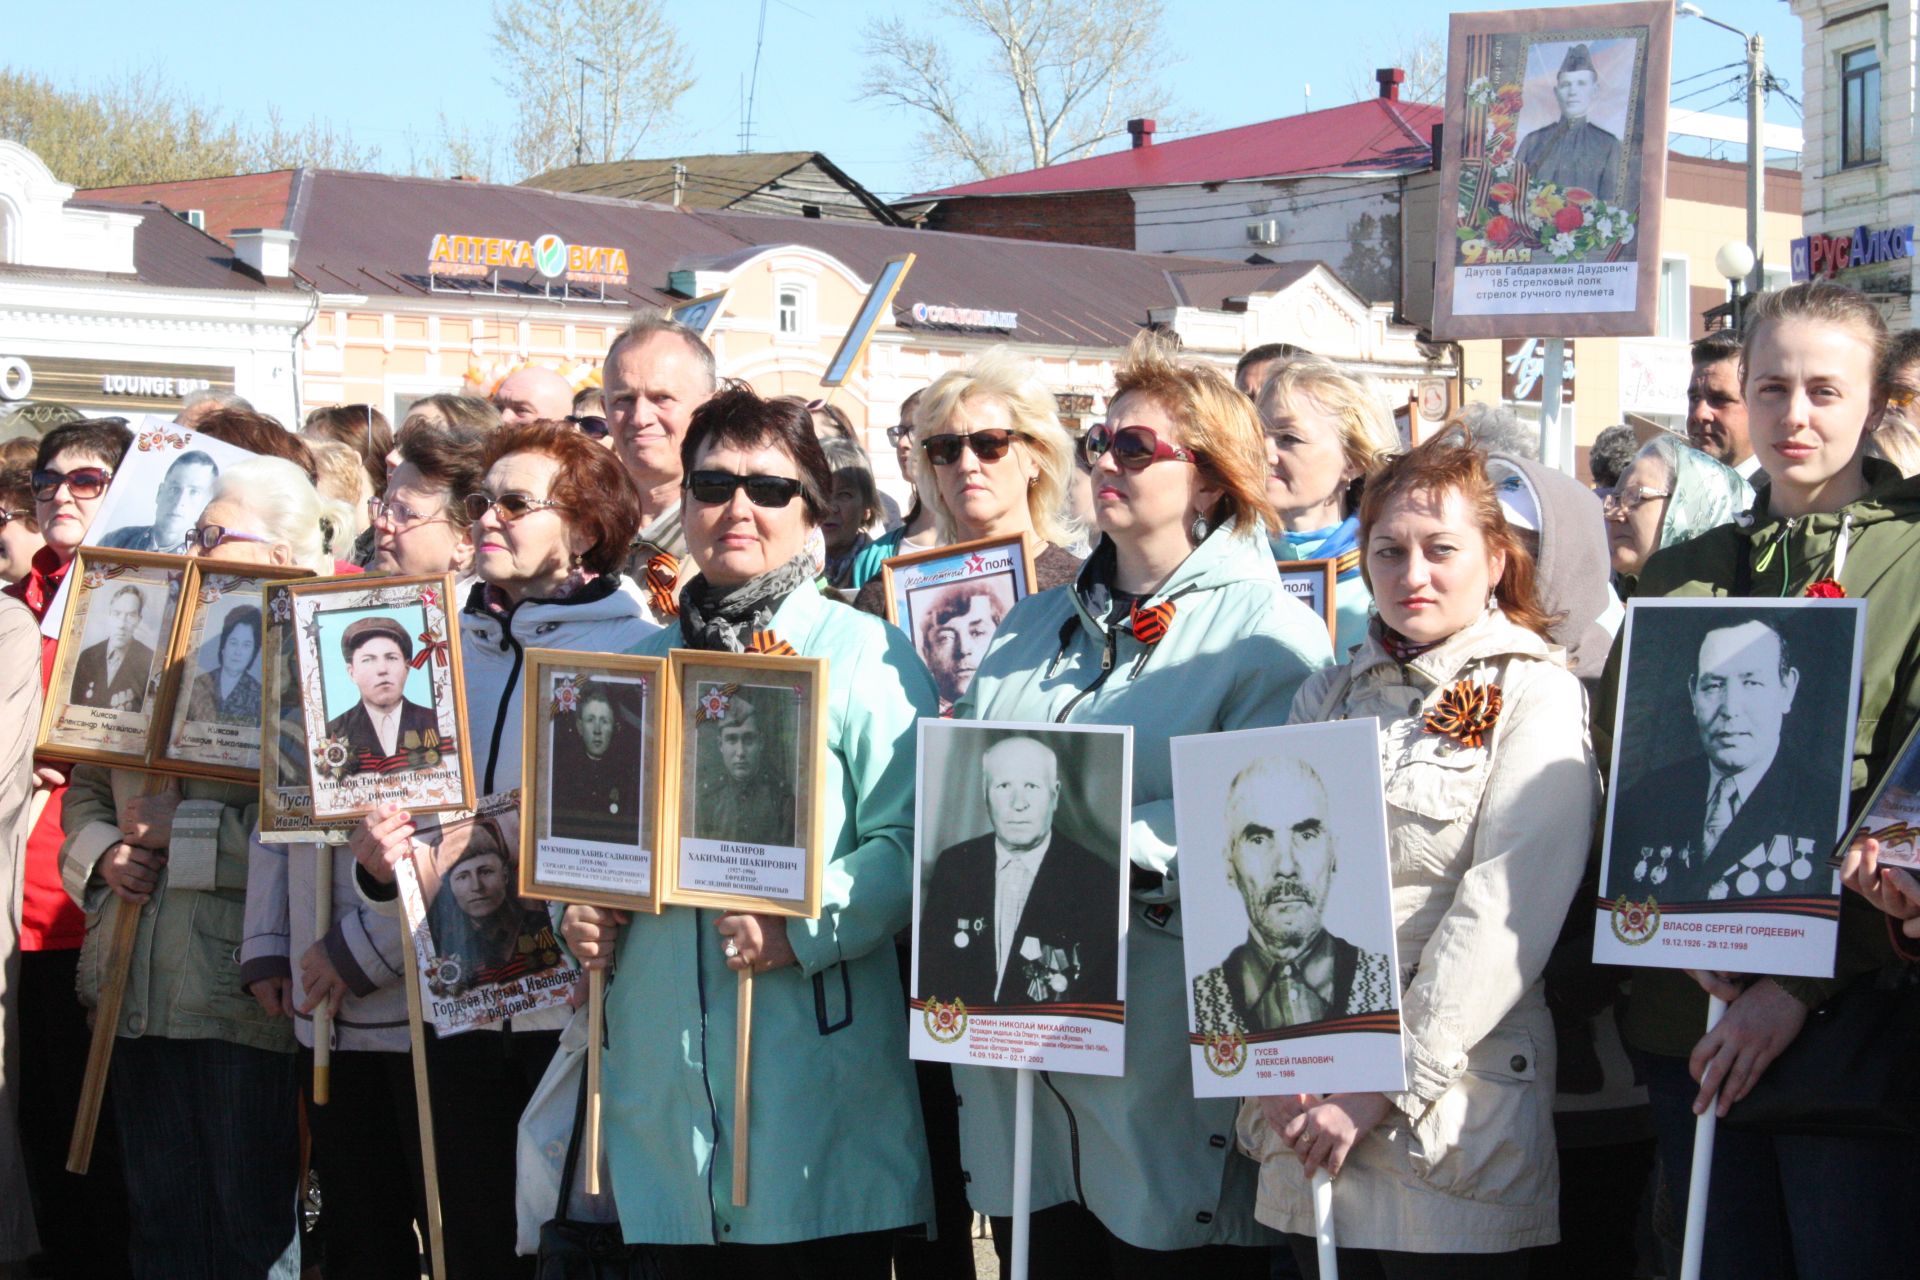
1192;757;1393;1036
71;584;156;712
101;450;219;554
690;689;795;846
918;735;1119;1008
1516;43;1623;203
323;615;441;777
1610;617;1829;903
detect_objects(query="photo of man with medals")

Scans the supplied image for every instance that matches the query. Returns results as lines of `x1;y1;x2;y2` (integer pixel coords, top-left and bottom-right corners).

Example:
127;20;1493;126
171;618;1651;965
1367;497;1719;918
324;615;443;777
548;680;643;846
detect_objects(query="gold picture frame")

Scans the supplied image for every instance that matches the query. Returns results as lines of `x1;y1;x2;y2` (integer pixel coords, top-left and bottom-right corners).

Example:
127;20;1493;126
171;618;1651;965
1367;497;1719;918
518;649;668;915
1277;557;1340;647
880;532;1038;711
662;648;828;919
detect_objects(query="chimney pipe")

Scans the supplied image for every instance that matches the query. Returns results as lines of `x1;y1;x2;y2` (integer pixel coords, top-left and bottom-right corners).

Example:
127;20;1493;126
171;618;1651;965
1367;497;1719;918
1376;67;1405;101
230;227;297;279
1127;118;1156;149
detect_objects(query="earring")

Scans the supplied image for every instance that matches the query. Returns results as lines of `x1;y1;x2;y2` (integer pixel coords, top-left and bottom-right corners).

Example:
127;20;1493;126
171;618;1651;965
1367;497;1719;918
1190;515;1210;544
571;551;584;571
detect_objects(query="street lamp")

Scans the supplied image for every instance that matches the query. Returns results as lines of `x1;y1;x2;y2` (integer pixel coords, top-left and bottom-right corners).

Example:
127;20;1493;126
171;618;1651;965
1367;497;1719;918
1716;239;1757;330
1677;3;1766;295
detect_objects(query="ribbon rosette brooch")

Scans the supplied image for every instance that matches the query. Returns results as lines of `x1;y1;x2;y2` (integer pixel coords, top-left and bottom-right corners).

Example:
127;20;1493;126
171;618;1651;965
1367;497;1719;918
1804;578;1846;598
1424;678;1503;750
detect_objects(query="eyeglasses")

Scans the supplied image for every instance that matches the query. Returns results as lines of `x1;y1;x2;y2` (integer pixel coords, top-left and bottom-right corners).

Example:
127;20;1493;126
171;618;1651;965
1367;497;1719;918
463;492;569;523
885;424;912;446
368;497;453;532
567;414;609;440
922;429;1021;466
686;470;805;508
189;525;274;553
0;509;32;530
1601;486;1672;514
1081;423;1197;472
30;466;114;502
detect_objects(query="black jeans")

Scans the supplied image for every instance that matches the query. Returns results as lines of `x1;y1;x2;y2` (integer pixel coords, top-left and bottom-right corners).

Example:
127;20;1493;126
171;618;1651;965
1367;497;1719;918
300;1046;426;1279
1525;1138;1655;1280
989;1202;1271;1280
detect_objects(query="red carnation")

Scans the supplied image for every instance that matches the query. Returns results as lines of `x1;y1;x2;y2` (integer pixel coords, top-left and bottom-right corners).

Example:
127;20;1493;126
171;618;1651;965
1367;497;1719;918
1805;578;1847;598
1484;215;1519;246
1553;205;1585;234
1564;187;1596;206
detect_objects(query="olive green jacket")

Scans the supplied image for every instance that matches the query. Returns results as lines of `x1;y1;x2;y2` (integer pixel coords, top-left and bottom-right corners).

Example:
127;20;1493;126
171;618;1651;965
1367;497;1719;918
1599;458;1920;1056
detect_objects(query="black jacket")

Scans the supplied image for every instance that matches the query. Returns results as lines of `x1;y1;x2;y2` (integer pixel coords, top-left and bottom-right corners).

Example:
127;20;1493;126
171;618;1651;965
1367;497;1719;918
324;698;441;776
71;638;153;711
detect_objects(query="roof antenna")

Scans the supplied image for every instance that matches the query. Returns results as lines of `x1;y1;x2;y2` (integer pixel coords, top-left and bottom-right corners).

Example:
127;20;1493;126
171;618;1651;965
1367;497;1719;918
1304;82;1312;114
739;0;768;153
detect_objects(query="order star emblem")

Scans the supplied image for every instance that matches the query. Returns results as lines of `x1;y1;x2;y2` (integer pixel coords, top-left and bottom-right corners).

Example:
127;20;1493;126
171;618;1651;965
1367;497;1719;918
963;553;986;574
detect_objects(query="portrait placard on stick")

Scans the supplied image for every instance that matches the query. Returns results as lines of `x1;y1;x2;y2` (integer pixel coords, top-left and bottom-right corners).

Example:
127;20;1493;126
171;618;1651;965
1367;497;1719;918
155;562;312;781
518;649;667;914
1171;721;1404;1098
288;573;473;822
394;791;577;1034
882;535;1037;714
1276;558;1339;648
1431;1;1673;339
38;548;190;770
661;649;828;918
1595;599;1864;977
909;719;1132;1076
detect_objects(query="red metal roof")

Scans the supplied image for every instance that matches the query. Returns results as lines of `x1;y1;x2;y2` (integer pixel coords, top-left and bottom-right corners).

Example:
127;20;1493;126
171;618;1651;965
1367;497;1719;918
79;171;297;242
919;98;1441;199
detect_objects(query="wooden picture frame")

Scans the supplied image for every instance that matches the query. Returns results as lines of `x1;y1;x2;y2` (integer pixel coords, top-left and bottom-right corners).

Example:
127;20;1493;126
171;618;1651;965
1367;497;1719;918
287;573;474;822
259;579;331;841
662;649;828;919
37;548;193;770
1277;557;1339;646
518;649;668;915
152;560;313;782
880;533;1038;711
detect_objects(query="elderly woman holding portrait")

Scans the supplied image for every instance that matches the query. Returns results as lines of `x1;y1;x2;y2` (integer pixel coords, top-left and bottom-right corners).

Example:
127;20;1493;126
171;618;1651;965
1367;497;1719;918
561;388;939;1273
61;454;343;1278
182;606;263;726
853;349;1085;619
950;333;1334;1275
348;417;653;1279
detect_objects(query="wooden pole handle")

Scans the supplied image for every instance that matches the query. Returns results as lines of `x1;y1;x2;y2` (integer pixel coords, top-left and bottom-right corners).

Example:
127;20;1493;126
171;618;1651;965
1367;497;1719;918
312;845;333;1106
731;966;753;1207
585;966;605;1197
403;924;448;1280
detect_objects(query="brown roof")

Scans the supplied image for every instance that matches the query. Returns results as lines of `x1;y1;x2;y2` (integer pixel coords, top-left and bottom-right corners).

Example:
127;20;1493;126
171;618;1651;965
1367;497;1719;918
79;171;297;242
0;198;302;293
524;151;904;225
1163;262;1319;310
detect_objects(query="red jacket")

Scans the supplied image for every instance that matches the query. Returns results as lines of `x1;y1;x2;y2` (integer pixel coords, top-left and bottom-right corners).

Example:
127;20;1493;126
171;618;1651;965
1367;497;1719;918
7;546;80;950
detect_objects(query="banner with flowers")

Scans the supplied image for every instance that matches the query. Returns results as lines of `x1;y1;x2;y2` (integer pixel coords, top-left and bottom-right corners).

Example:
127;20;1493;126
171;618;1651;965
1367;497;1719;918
1432;2;1673;339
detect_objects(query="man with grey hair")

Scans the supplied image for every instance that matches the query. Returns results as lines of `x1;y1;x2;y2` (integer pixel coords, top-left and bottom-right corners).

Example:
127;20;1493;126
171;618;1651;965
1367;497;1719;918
603;311;719;624
918;736;1119;1007
1438;402;1539;460
1193;756;1392;1035
176;389;253;430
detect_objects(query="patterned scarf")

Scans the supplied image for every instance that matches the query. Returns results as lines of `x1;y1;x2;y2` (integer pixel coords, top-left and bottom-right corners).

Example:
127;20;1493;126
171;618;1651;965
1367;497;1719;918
677;553;818;653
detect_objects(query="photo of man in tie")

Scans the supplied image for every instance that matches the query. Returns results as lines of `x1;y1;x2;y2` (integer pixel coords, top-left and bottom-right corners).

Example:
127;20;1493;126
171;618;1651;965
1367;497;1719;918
70;584;158;713
1608;617;1832;904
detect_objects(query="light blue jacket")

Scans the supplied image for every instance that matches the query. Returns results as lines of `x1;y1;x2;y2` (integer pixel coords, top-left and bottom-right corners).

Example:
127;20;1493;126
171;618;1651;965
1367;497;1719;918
950;525;1334;1251
602;584;938;1244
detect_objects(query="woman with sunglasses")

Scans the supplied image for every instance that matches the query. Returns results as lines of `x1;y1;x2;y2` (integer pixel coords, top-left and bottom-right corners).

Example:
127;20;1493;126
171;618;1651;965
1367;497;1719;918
946;334;1334;1276
0;466;44;585
559;388;939;1274
60;455;342;1278
4;418;135;1276
349;418;653;1278
852;351;1084;618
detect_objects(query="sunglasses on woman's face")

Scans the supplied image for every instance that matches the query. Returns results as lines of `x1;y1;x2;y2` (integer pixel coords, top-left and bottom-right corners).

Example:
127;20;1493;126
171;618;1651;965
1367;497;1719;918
1080;423;1196;472
686;470;805;509
463;491;567;523
30;466;113;502
921;429;1020;466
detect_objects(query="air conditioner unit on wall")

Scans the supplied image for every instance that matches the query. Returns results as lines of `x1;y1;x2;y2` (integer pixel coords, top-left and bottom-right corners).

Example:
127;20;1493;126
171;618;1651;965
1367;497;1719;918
1246;219;1280;245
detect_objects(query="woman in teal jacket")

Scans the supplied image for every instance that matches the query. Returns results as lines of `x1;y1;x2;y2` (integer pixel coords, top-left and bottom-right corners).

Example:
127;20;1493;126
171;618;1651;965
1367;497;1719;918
564;388;937;1273
950;334;1334;1276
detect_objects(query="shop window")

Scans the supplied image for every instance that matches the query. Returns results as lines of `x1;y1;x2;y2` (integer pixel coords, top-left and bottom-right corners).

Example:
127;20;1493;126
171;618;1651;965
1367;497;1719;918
1842;46;1881;168
777;287;802;336
1658;256;1688;340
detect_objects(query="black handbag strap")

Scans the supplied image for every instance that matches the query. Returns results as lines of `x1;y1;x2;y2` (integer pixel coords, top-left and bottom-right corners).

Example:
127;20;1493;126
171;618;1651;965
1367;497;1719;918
554;1051;593;1222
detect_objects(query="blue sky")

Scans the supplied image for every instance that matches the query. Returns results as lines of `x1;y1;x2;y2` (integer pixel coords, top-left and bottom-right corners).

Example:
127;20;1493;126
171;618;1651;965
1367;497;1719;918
10;0;1804;199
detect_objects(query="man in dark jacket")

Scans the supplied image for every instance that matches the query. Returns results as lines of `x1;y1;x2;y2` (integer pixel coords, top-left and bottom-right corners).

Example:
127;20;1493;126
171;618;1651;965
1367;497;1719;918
691;691;796;846
324;616;440;776
71;584;155;712
918;736;1119;1007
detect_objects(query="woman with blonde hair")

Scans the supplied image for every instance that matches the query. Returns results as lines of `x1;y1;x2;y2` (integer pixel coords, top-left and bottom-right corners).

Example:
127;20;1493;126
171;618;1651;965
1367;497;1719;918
949;331;1333;1274
853;348;1084;614
1259;359;1399;653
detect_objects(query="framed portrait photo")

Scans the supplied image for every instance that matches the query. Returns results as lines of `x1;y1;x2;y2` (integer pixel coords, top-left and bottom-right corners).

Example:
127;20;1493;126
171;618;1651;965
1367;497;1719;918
518;649;667;914
662;649;827;918
1594;598;1865;978
38;548;191;769
1839;716;1920;871
287;573;473;823
153;561;313;781
392;791;578;1035
1277;558;1338;647
909;719;1132;1076
881;534;1037;712
258;580;328;841
1170;720;1404;1098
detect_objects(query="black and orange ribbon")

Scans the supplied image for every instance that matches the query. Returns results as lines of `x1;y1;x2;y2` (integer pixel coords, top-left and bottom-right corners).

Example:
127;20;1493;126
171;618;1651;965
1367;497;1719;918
1424;679;1503;750
411;631;449;670
747;631;796;656
1129;600;1175;646
646;552;680;619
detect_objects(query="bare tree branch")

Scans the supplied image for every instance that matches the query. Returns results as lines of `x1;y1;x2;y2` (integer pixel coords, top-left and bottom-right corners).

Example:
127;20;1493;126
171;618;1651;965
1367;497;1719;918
1343;31;1447;105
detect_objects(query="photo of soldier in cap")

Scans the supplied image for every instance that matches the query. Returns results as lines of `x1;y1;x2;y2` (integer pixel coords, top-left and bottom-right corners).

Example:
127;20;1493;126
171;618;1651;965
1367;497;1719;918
1516;39;1631;204
688;682;797;846
323;613;442;777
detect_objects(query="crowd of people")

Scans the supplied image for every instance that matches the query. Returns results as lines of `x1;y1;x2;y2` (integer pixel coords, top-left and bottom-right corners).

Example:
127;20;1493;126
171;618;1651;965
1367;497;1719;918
0;279;1916;1280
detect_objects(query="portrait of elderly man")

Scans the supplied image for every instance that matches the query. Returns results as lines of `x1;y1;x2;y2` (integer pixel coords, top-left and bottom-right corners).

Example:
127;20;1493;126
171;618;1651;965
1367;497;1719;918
550;682;642;846
101;449;219;554
916;578;1011;711
690;688;796;845
1610;617;1830;903
71;583;156;711
1516;43;1623;203
1192;756;1392;1036
324;615;441;776
918;735;1119;1008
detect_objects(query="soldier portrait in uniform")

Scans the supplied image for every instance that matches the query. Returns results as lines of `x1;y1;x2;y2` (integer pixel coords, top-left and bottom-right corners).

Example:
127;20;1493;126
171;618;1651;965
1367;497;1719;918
1515;41;1627;203
688;684;797;846
322;615;442;778
549;680;645;847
